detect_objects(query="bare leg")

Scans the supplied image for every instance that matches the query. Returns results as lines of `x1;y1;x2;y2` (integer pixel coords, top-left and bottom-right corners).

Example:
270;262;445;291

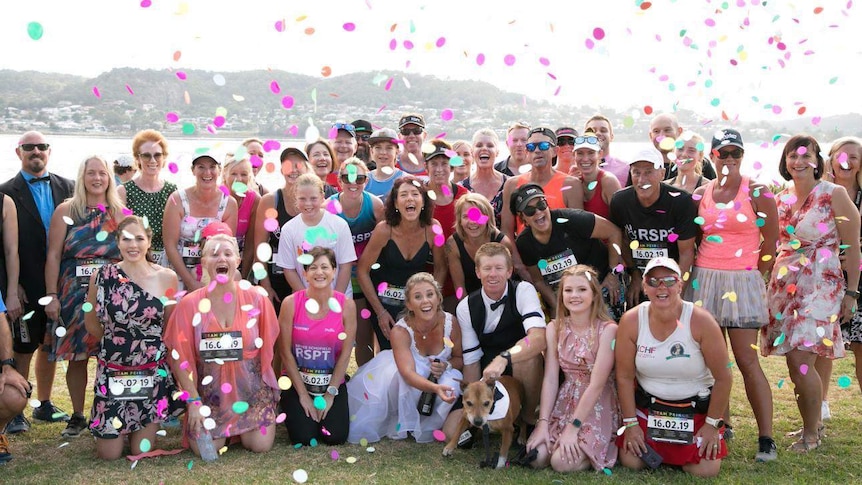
550;445;592;472
530;442;551;469
34;348;57;402
240;424;276;453
727;328;773;437
13;351;32;381
852;343;862;395
94;437;125;460
0;381;28;429
513;355;544;426
786;350;822;444
815;356;832;415
66;359;89;414
441;409;463;441
129;422;161;455
618;447;646;471
683;459;722;478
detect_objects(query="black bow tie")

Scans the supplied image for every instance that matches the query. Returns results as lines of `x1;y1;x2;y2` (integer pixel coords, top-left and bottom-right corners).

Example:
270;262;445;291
29;176;50;184
490;295;508;311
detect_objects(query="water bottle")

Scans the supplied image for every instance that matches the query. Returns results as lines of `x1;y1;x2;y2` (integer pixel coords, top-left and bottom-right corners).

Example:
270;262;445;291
196;430;218;462
417;359;440;416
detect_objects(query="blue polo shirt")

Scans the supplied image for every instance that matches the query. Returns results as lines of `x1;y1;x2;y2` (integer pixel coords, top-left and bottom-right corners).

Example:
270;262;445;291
20;170;55;234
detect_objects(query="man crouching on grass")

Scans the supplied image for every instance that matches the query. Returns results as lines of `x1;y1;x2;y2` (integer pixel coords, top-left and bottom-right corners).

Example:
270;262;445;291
442;243;546;451
1;294;31;465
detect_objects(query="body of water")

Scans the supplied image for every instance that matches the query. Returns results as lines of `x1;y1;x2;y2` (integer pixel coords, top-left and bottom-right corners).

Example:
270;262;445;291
1;133;790;190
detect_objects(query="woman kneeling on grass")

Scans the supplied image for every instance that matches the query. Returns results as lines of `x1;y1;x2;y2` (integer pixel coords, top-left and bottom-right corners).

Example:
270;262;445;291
615;257;731;478
526;265;620;472
165;234;280;456
85;216;182;459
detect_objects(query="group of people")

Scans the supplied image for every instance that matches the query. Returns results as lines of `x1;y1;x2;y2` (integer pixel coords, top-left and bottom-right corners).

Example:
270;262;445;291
0;111;860;479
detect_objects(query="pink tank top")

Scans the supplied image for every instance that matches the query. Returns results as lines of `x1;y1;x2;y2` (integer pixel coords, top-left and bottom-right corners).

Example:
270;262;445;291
695;176;761;270
291;290;347;395
236;190;259;240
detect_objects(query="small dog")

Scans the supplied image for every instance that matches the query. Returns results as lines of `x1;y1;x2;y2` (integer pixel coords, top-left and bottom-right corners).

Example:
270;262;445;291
442;376;525;469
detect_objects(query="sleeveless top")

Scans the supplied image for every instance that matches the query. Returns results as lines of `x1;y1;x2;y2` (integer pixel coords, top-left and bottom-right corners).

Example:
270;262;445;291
453;230;504;295
583;169;611;219
292;290;347;396
461;175;509;228
370;227;432;312
366;168;404;204
514;170;569;234
635;301;714;400
123;179;178;251
235;189;259;252
330;191;378;296
432;182;469;240
266;189;295;300
395;313;454;361
695;176;760;270
177;189;229;271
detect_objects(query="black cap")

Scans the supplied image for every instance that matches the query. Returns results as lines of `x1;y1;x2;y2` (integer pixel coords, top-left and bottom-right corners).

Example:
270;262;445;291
529;127;557;145
351;119;373;134
555;127;578;139
399;114;426;129
510;183;546;215
280;147;308;162
712;129;744;151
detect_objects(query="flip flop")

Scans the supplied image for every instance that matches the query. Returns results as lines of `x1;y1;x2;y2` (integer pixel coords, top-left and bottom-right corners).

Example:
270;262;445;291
788;438;821;453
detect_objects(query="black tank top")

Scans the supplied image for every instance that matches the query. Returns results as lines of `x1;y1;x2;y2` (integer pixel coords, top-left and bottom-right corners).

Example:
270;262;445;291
267;189;295;301
370;226;432;316
453;230;504;295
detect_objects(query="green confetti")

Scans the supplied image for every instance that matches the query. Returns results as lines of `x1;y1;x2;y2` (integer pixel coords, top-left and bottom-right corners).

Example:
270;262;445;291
537;259;548;271
837;376;852;388
691;278;699;290
297;253;314;266
786;225;796;234
231;181;248;195
706;235;723;243
188;460;194;470
587;181;598;191
313;396;326;410
27;22;44;41
140;438;152;453
310;438;318;447
710;98;720;107
82;302;94;313
449;156;464;167
603;467;613;475
610;338;616;350
774;333;786;346
294;443;303;449
232;401;249;414
694;216;706;225
705;79;713;88
157;368;168;378
182;122;196;135
679;29;687;37
95;231;108;242
829;77;838;85
755;218;766;227
777;378;785;389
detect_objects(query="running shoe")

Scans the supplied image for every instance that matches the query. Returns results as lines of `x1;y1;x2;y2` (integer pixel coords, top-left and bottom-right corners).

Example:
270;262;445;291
4;414;30;434
0;433;11;465
61;413;88;439
755;436;778;462
821;401;832;421
32;401;70;423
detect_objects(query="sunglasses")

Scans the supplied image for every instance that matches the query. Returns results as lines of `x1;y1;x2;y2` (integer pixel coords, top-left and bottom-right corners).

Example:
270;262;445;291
358;134;371;141
521;199;548;216
340;173;367;184
716;149;743;160
557;138;575;146
20;143;50;151
333;122;355;132
575;136;599;145
526;141;554;152
138;152;164;162
400;127;423;136
645;275;680;288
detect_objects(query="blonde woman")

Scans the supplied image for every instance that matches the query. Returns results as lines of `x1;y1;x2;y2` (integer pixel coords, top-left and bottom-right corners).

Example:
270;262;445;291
666;132;705;194
222;154;260;276
451;140;473;183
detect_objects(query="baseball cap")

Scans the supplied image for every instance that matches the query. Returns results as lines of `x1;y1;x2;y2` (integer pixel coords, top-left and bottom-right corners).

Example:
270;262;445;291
626;147;664;168
511;183;546;214
192;154;220;166
644;257;682;277
712;129;745;151
201;221;234;239
555;127;578;139
423;141;452;162
572;132;601;152
528;127;557;145
114;154;135;167
333;122;356;138
399;114;425;129
280;147;308;163
368;128;399;146
352;119;373;134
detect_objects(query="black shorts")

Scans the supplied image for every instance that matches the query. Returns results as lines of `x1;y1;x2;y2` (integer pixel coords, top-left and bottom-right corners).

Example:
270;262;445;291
11;304;49;354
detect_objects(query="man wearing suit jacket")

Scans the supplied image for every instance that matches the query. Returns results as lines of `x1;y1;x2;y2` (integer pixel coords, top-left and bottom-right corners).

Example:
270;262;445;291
0;131;74;434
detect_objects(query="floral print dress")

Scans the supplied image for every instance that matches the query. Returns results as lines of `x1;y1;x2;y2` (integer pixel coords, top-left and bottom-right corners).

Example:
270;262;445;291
90;264;180;438
762;181;846;358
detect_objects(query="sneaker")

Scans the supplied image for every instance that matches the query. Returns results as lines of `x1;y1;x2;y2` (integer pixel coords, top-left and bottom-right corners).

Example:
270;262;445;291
32;401;70;423
821;401;831;421
61;413;88;439
755;436;778;462
0;433;11;465
4;414;30;434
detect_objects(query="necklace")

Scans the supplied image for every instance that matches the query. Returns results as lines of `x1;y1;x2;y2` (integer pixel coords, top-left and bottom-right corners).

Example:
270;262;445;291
413;319;440;340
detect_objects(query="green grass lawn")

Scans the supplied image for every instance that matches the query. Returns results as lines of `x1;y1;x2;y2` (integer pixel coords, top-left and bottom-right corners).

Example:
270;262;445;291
4;351;862;484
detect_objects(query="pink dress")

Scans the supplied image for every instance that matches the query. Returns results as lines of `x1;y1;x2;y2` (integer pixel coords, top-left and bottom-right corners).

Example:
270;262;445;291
762;181;845;358
548;320;620;470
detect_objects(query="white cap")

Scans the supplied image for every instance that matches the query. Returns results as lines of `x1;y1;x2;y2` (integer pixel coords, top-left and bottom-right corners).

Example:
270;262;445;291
627;147;664;169
644;257;682;277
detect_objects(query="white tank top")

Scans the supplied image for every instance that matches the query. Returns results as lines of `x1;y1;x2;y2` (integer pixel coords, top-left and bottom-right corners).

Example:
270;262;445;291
635;301;715;401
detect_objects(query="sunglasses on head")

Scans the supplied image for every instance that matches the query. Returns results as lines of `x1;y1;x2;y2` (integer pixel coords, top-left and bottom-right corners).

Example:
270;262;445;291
575;136;599;145
400;127;423;136
526;141;554;152
645;275;679;288
138;152;164;162
20;143;50;152
333;122;355;132
716;148;743;160
521;198;548;216
340;173;367;184
557;138;575;146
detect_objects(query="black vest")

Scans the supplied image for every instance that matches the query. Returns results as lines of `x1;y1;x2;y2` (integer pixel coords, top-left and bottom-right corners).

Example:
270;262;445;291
467;280;541;369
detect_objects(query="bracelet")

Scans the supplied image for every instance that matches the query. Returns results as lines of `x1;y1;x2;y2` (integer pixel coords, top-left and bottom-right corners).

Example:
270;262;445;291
185;396;202;404
537;417;549;422
45;292;58;296
622;417;638;423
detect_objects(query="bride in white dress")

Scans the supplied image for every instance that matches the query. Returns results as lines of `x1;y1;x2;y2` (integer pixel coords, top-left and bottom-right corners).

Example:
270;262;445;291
348;272;463;443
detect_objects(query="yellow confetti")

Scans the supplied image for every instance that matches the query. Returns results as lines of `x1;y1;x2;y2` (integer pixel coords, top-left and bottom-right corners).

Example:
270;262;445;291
629;240;640;250
278;376;292;390
198;298;212;313
111;417;123;429
510;345;523;354
219;446;228;455
750;344;760;351
761;254;773;262
823;338;834;347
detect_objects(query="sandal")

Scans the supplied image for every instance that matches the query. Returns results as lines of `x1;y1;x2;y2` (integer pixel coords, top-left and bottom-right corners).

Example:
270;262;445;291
788;438;821;453
786;425;826;439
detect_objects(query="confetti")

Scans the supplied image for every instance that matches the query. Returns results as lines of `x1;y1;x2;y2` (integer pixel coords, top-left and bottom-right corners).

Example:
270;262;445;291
27;22;44;40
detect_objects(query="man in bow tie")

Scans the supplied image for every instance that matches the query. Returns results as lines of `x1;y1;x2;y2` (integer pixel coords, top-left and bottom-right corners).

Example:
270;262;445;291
446;242;546;441
0;131;74;434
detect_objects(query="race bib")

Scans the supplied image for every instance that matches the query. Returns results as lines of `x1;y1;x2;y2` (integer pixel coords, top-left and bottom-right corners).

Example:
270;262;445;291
199;331;243;362
107;369;154;401
633;246;669;269
299;369;332;396
76;259;110;287
378;284;405;307
647;410;695;444
182;241;202;266
539;249;577;287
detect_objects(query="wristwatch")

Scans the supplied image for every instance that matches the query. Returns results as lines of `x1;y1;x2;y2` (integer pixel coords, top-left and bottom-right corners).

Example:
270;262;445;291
499;350;512;368
0;358;15;373
846;289;860;299
571;418;582;428
705;416;725;428
326;385;339;397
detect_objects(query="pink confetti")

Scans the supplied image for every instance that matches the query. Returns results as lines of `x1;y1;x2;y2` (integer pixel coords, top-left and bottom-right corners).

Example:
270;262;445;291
539;57;550;66
281;96;294;109
97;203;107;212
797;146;808;155
213;115;225;128
503;54;516;66
221;382;233;394
799;364;809;375
384;77;394;91
276;412;286;423
377;282;388;294
811;116;822;126
593;27;605;40
263;139;281;152
705;18;716;27
476;53;485;66
432;430;447;442
456;287;464;299
668;233;679;243
92;86;101;99
168;162;179;174
436;37;446;48
331;450;340;460
441;109;454;121
270;81;280;94
343;22;356;31
288;125;299;136
140;0;151;7
585;38;595;49
263;218;279;232
772;105;782;114
166;112;179;123
125;84;134;95
122;208;134;216
176;71;187;81
360;308;372;319
434;234;445;247
389;38;397;50
275;20;285;32
404;40;414;50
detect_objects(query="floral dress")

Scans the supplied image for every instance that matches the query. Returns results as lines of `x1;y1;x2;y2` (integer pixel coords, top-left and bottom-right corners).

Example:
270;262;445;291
51;208;121;362
90;264;180;438
548;320;620;470
762;181;845;358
